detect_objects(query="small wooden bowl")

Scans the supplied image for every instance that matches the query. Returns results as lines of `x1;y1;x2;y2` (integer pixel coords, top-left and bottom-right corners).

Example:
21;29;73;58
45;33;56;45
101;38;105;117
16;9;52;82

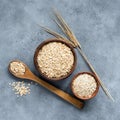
34;38;77;81
71;72;99;100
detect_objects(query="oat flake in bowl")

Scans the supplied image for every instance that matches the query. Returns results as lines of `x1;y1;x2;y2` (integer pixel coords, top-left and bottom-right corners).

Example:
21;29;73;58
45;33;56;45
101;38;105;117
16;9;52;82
34;39;76;80
71;72;99;100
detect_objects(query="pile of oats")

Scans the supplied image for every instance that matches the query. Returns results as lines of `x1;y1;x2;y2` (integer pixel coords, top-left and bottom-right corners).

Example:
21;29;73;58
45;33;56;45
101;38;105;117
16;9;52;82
37;42;74;78
10;62;25;75
72;74;97;98
9;81;30;97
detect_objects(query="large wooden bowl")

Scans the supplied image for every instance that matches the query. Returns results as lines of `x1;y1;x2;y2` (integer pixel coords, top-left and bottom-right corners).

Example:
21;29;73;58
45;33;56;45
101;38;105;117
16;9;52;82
71;72;99;100
34;38;77;81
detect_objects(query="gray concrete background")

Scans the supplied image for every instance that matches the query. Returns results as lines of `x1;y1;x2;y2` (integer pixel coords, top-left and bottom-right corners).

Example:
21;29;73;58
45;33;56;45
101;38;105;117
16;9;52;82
0;0;120;120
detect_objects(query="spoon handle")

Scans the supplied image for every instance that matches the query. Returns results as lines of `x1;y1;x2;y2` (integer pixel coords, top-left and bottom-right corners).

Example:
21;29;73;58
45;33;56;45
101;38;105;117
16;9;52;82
30;73;84;109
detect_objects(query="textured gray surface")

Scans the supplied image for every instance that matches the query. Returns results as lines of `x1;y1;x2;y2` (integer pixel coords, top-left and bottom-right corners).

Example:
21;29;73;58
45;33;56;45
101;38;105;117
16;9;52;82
0;0;120;120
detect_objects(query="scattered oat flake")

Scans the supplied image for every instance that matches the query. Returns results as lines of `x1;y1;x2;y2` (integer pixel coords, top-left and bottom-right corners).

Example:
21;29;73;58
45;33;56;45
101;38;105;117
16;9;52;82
9;81;31;96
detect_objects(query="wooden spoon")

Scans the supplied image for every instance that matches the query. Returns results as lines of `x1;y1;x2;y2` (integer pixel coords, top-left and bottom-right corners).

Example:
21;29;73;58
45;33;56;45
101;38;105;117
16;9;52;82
8;60;84;109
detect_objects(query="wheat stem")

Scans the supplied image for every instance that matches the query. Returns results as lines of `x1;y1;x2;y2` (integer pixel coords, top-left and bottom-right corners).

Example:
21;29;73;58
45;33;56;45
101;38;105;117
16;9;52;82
51;9;114;101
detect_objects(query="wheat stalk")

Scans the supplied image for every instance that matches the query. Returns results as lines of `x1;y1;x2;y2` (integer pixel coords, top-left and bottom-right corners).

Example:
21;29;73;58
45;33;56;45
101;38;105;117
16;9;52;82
52;9;114;101
39;9;114;101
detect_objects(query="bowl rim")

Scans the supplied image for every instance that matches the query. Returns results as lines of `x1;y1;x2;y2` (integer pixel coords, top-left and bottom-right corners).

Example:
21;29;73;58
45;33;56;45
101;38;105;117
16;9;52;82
34;38;77;81
71;72;99;100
